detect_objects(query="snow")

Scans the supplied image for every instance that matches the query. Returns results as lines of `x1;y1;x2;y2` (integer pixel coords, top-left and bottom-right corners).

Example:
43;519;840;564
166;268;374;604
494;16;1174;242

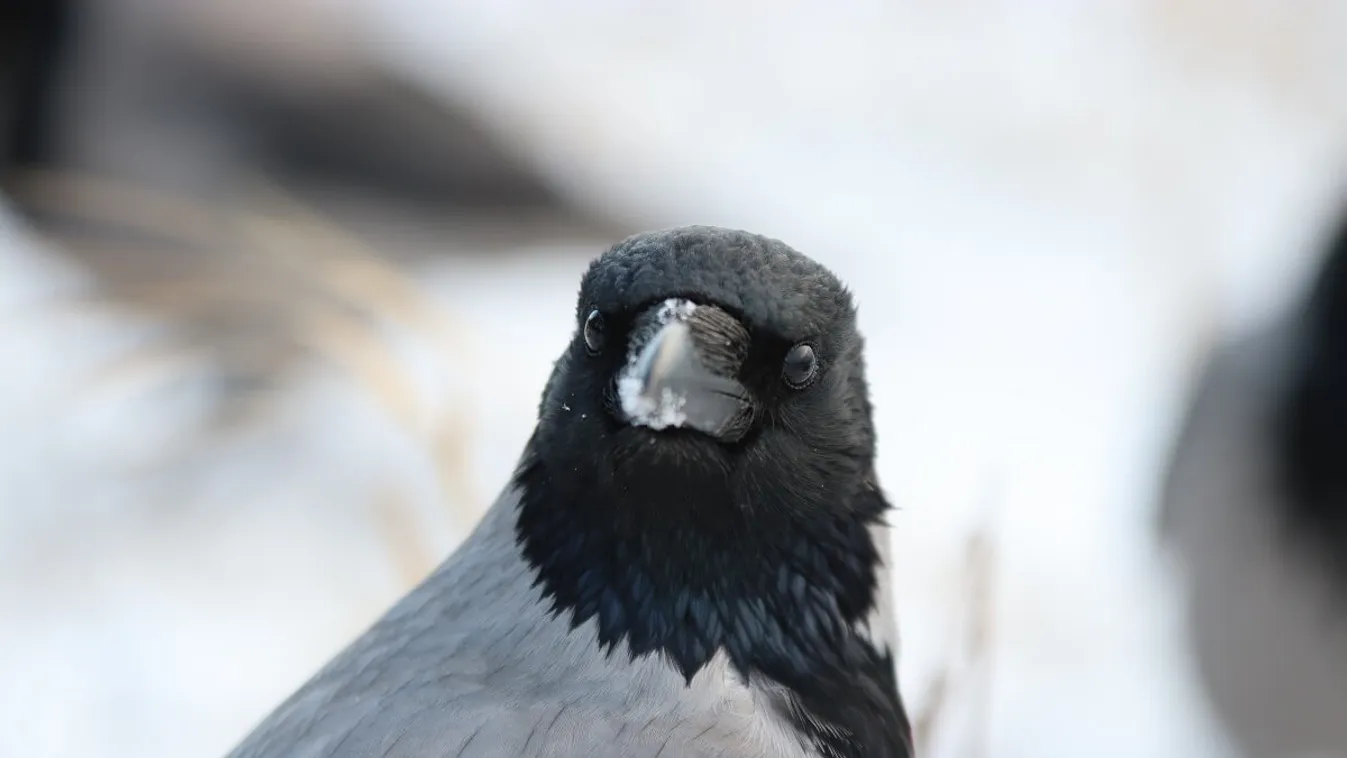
618;380;688;432
656;298;698;324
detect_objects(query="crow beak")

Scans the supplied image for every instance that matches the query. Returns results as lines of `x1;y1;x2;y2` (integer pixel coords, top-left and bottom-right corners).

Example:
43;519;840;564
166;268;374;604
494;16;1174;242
617;319;752;442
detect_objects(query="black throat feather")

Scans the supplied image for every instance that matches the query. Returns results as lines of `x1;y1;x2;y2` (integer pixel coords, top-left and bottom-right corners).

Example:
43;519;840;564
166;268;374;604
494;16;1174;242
513;443;912;758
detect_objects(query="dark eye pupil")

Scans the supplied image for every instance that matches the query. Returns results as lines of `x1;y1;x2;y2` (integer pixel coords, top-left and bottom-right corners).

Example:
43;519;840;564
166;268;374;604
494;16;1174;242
783;343;817;387
583;310;606;353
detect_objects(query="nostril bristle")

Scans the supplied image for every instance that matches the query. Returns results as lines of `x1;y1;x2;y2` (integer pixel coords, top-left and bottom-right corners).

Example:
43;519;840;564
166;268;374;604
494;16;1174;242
687;305;750;377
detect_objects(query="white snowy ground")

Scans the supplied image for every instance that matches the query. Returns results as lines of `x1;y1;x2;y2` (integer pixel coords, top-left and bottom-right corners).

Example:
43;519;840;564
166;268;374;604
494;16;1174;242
7;2;1347;757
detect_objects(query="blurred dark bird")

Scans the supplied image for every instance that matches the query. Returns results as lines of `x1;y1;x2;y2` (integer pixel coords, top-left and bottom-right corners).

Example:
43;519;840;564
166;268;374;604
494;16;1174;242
227;226;913;758
0;0;562;205
1160;208;1347;757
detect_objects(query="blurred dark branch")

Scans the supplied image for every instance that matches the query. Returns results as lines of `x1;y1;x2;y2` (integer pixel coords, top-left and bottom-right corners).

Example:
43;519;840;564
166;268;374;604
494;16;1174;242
0;0;76;173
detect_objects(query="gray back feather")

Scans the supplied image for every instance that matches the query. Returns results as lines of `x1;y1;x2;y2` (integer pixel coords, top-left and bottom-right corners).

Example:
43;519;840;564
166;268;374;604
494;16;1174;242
227;487;824;758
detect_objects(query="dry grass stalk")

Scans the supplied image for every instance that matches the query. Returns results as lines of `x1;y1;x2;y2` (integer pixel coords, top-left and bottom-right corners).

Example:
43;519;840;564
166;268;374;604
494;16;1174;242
7;167;483;566
910;478;1001;757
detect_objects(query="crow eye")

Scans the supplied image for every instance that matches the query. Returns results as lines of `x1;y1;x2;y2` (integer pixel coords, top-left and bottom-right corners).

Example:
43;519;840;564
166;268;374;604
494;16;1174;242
782;343;818;388
583;310;606;354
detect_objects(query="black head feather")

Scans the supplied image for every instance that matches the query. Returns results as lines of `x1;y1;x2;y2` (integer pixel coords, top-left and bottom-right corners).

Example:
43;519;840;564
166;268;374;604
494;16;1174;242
515;226;911;757
1275;209;1347;574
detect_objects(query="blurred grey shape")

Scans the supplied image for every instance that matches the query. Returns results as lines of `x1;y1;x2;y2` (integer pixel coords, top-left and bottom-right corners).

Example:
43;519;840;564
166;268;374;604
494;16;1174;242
12;0;573;205
1160;205;1347;758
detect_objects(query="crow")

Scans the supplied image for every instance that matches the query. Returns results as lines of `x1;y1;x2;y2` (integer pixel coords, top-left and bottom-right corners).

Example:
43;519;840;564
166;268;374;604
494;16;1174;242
228;225;913;758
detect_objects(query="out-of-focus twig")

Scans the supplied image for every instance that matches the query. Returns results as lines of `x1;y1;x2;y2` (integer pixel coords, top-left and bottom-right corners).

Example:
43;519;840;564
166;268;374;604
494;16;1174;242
910;474;1001;758
7;167;484;569
241;179;483;535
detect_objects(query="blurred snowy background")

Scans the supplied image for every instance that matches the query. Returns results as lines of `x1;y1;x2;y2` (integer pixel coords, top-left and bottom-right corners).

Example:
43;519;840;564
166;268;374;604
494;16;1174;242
4;2;1347;757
